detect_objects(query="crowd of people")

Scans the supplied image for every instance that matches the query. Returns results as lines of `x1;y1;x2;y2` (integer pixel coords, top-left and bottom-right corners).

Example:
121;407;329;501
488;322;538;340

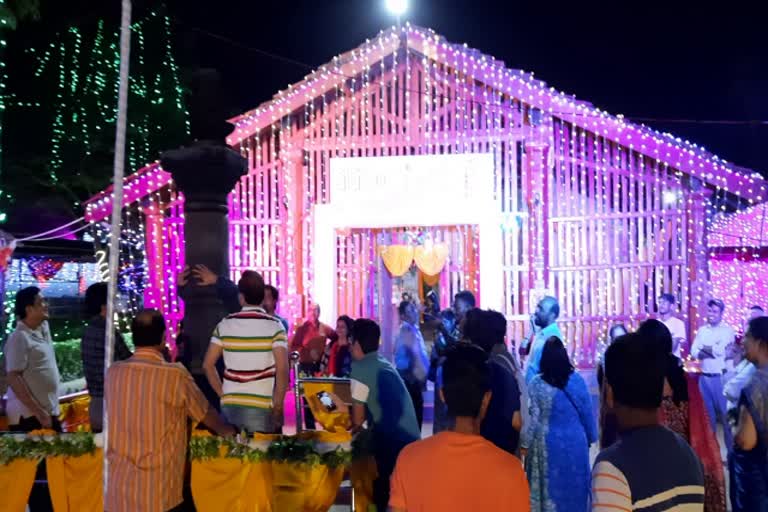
3;271;768;511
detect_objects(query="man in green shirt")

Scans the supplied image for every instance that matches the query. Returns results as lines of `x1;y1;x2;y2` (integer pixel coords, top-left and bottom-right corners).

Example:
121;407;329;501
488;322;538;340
350;318;420;510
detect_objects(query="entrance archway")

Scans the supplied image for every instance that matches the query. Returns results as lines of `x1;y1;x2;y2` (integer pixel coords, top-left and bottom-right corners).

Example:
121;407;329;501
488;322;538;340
312;153;503;326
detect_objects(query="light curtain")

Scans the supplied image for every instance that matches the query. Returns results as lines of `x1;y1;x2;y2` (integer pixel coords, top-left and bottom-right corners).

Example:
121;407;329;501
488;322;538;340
0;458;37;512
379;245;414;276
413;242;449;277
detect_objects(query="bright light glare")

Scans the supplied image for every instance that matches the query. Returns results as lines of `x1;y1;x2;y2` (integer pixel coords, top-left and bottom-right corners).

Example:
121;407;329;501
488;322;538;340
662;190;679;206
385;0;408;16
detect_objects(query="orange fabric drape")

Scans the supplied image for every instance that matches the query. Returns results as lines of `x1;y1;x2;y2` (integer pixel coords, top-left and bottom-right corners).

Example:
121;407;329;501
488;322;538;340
379;245;414;276
379;245;413;277
192;458;272;512
422;271;440;287
47;451;104;512
414;242;449;277
350;456;377;512
0;458;37;512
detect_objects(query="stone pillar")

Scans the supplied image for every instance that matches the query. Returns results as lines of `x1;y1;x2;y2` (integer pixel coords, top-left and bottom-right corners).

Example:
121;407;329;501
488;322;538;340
161;141;246;379
525;140;551;310
686;182;713;345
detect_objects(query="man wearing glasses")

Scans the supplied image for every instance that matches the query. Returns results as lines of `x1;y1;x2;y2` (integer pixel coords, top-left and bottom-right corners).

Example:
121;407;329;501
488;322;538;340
5;286;62;431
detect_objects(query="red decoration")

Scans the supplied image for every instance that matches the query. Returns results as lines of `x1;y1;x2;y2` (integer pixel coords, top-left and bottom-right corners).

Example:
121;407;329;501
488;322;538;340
0;247;13;271
27;258;64;283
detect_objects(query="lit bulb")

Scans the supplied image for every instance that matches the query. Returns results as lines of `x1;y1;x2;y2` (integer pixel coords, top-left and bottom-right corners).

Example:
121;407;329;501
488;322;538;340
385;0;408;16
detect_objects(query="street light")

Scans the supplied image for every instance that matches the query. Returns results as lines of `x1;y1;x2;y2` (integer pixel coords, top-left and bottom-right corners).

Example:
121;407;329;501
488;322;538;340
385;0;408;26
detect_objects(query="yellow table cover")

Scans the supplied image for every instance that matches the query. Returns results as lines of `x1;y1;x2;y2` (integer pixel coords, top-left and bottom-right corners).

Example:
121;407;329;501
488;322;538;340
47;450;104;512
0;458;38;512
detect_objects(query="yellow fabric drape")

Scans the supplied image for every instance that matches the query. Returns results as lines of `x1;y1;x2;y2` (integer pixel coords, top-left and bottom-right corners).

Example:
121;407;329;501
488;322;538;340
59;396;91;432
0;458;38;512
414;242;449;277
303;381;351;433
47;450;103;512
191;458;272;512
379;245;414;276
422;271;440;288
350;456;377;512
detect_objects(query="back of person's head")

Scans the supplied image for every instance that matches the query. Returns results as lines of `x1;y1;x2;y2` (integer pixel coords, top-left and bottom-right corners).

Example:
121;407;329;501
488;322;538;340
608;324;628;342
486;310;507;346
454;290;476;308
748;316;768;343
397;300;412;317
465;310;494;353
605;332;665;410
539;337;574;389
441;343;490;418
265;284;279;301
238;270;265;306
131;309;166;347
15;286;41;319
352;318;380;354
85;282;108;317
462;308;483;342
638;318;673;355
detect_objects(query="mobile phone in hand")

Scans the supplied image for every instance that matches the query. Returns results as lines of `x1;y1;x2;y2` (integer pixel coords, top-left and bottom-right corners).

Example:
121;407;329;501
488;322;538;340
316;391;337;411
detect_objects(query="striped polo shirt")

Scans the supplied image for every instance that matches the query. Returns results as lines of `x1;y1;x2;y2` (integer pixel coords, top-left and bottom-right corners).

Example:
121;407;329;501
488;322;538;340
211;305;288;410
592;425;704;511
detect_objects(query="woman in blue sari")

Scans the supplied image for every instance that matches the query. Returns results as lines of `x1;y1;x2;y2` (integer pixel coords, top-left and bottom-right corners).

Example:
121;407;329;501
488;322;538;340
730;316;768;512
521;336;597;512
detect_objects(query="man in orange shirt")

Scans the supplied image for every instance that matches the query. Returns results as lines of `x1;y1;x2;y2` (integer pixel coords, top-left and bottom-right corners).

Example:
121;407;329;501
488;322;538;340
389;343;530;511
106;310;235;512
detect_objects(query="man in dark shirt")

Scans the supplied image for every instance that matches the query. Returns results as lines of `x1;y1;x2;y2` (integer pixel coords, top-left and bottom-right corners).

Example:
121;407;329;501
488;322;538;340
592;332;704;511
350;318;420;511
465;309;522;455
81;283;133;432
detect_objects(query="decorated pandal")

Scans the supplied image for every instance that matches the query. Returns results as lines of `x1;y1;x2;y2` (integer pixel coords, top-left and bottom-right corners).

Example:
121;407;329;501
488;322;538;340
0;384;376;512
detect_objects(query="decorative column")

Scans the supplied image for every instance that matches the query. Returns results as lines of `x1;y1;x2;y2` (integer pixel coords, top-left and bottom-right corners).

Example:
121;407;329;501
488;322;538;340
161;141;246;380
686;181;713;344
525;140;551;310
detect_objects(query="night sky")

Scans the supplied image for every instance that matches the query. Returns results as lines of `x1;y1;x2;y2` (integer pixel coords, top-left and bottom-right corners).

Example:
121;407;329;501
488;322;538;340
29;0;768;174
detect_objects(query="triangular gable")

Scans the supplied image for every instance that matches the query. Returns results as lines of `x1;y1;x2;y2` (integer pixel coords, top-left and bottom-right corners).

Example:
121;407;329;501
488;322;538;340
227;24;764;202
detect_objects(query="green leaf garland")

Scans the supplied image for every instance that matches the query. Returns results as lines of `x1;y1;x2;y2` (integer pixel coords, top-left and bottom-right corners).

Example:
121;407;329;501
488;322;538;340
0;432;353;467
0;432;96;465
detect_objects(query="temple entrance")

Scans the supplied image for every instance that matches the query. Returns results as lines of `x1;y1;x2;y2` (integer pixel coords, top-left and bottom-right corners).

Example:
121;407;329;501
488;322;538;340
334;225;479;356
312;153;502;340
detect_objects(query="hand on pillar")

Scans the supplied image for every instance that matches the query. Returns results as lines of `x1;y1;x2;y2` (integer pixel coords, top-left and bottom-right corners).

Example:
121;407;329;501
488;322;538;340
193;264;218;287
178;266;191;287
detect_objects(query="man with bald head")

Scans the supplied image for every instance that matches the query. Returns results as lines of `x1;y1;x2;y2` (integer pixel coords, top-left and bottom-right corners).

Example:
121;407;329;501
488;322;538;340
106;309;235;511
523;296;563;383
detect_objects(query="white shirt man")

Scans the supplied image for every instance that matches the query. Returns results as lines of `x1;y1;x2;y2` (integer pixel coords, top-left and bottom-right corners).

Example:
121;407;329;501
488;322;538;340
691;299;735;452
5;287;61;431
657;294;686;358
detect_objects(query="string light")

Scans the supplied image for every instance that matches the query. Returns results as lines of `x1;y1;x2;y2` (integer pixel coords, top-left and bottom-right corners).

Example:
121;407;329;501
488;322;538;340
2;11;189;217
83;23;764;362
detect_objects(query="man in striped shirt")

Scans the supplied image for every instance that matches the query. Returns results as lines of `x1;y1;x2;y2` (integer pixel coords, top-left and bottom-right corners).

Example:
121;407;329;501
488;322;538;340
106;310;235;512
592;332;704;511
203;270;289;433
